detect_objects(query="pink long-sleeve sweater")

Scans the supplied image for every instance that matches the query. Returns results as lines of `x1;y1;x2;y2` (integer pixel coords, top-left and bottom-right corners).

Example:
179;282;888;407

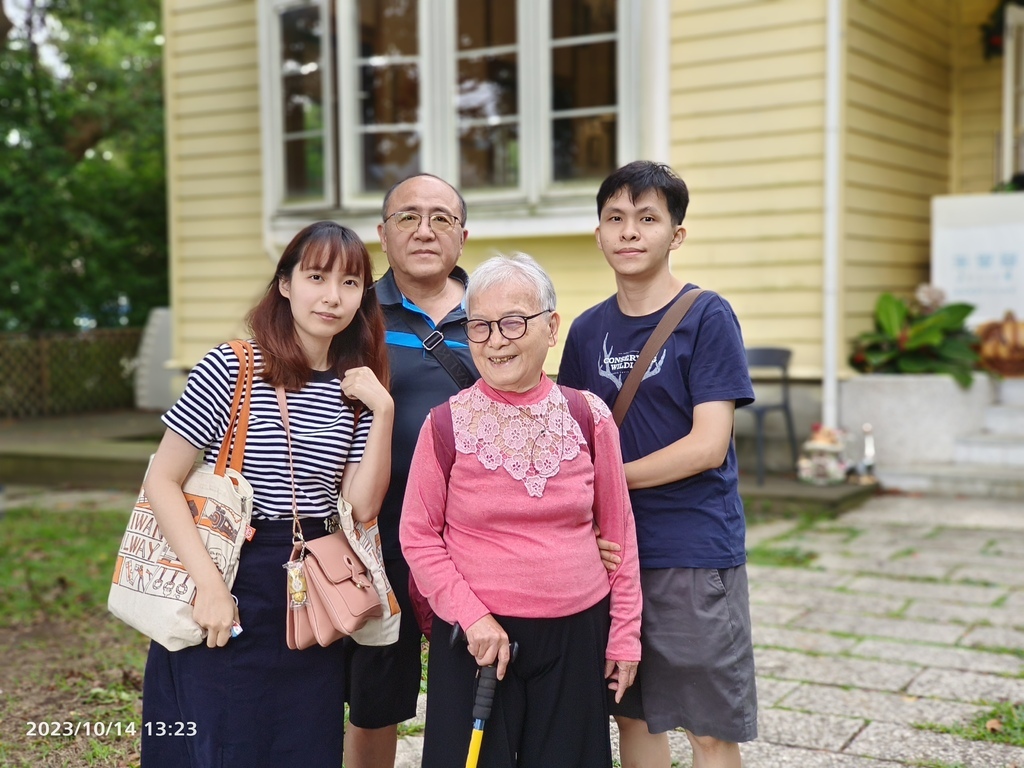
400;376;641;662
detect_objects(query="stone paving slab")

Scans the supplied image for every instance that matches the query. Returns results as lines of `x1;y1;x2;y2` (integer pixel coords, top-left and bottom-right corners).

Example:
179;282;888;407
747;564;854;589
755;626;860;655
778;681;985;727
850;638;1024;675
757;708;865;751
1003;589;1024;610
961;624;1024;651
740;741;906;768
750;584;907;616
846;721;1024;767
955;563;1024;587
792;611;968;644
806;553;956;580
756;649;920;691
907;667;1024;703
843;497;1024;531
844;574;1008;605
750;602;807;627
757;678;803;707
904;597;1023;627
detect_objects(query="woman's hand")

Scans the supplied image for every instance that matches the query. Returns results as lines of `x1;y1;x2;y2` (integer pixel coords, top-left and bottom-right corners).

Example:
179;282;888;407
593;524;621;572
192;581;238;648
341;366;393;415
604;659;638;703
465;614;512;680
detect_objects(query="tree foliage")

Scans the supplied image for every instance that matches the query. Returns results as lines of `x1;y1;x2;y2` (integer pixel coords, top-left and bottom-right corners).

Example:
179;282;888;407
0;0;166;332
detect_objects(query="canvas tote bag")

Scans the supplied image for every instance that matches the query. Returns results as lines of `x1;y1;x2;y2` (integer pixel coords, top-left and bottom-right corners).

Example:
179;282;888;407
107;340;256;651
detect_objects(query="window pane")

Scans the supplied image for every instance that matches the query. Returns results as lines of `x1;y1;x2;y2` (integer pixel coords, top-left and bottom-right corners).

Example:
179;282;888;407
460;124;519;189
458;0;515;50
285;137;325;199
284;69;323;134
552;114;616;182
458;54;517;119
552;0;616;39
362;131;421;191
359;0;418;56
361;63;419;124
552;41;616;110
281;6;322;70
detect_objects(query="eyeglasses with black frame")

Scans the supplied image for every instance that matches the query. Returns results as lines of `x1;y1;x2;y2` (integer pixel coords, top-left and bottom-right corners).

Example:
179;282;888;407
384;210;461;233
464;310;553;343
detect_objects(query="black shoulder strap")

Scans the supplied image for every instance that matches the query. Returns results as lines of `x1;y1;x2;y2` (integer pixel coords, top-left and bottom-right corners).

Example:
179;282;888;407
383;304;475;390
430;386;596;482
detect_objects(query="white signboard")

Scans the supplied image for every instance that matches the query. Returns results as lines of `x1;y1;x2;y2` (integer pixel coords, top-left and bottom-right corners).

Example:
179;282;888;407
932;194;1024;327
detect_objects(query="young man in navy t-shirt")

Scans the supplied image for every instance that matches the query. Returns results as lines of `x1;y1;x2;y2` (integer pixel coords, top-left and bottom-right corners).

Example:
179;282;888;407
558;161;757;768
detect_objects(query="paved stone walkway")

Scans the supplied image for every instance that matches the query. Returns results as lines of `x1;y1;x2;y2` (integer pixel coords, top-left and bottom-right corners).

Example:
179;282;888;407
392;494;1024;767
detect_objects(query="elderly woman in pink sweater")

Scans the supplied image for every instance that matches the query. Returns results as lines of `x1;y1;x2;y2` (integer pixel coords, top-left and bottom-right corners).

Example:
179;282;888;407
400;253;641;768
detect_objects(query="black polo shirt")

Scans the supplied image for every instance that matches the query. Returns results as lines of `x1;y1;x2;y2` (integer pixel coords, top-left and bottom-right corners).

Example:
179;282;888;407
373;267;479;559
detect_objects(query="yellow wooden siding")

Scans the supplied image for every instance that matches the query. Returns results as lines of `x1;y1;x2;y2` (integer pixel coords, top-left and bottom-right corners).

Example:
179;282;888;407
164;0;266;367
951;0;1003;192
842;0;953;351
671;1;828;377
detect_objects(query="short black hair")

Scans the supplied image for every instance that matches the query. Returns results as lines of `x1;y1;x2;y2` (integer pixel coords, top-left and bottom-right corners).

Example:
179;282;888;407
381;173;467;225
596;161;689;225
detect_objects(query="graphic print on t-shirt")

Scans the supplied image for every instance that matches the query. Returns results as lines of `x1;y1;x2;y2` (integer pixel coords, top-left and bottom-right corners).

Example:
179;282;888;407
597;333;667;392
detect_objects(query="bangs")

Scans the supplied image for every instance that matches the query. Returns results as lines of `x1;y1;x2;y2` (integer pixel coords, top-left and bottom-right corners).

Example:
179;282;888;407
298;231;369;281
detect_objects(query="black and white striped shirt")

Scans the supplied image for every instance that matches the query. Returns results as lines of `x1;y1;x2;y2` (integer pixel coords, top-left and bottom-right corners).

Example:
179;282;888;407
162;342;371;520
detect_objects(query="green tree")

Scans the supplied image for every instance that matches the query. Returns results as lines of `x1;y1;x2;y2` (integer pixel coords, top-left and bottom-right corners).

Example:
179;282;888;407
0;0;166;332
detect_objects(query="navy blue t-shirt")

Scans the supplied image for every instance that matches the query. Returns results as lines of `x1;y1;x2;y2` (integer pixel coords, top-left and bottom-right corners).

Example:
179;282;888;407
558;285;754;569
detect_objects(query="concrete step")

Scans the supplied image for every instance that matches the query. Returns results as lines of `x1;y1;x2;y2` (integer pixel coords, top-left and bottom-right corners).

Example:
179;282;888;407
1000;378;1024;406
954;433;1024;466
876;462;1024;499
985;404;1024;434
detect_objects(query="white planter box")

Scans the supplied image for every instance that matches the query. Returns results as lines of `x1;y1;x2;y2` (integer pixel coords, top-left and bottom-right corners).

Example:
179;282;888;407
838;373;994;466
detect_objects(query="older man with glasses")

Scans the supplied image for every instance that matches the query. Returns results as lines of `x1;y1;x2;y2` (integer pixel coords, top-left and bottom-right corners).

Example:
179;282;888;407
343;173;479;768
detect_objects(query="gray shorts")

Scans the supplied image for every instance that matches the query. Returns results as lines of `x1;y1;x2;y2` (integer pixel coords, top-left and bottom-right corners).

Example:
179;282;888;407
610;565;758;742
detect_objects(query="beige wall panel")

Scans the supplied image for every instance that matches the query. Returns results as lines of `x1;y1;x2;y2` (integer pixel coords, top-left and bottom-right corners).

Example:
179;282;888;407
845;263;930;289
675;0;762;14
847;26;949;82
846;52;950;108
173;22;256;54
846;238;932;267
168;5;252;35
675;20;825;66
179;196;262;219
671;77;824;116
172;110;260;137
847;132;947;177
722;290;822;316
176;90;259;116
845;186;932;219
846;212;930;242
850;2;951;61
176;133;261;157
846;79;948;129
676;132;824;167
172;46;257;77
175;216;262;239
682;159;825;191
178;154;261;179
676;105;824;141
687;212;823;242
846;107;949;155
177;173;261;198
170;67;259;95
673;50;826;93
672;0;823;39
693;185;824;218
846;158;948;196
681;263;824;291
688;238;823;267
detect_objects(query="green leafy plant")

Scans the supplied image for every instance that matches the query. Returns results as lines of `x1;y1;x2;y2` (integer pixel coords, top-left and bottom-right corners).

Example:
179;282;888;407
849;290;980;388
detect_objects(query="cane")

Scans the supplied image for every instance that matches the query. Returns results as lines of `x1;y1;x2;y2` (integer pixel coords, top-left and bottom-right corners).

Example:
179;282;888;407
450;623;519;768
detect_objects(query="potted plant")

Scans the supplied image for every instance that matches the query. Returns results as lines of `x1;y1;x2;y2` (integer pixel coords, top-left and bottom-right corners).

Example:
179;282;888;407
849;286;979;387
840;285;992;468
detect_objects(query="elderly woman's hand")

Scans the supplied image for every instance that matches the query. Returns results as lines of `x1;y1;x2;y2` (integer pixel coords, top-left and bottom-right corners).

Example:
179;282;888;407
604;659;638;703
465;614;513;680
593;524;622;572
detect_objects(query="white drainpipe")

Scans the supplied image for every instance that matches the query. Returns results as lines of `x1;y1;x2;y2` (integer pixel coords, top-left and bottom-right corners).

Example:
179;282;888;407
822;0;845;429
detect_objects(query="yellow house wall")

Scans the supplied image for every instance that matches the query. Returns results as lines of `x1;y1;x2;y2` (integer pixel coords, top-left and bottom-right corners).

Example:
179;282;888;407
841;0;953;345
952;0;1004;192
671;0;829;378
164;0;268;368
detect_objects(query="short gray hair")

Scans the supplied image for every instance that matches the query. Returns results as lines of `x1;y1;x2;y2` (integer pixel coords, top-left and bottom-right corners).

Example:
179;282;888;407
467;253;557;314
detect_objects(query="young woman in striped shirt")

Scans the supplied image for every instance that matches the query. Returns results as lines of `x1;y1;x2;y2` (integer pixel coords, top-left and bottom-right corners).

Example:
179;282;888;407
140;221;393;767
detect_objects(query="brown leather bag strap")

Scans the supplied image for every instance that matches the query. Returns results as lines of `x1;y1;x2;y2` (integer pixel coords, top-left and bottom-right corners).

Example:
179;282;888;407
214;340;255;476
611;289;705;428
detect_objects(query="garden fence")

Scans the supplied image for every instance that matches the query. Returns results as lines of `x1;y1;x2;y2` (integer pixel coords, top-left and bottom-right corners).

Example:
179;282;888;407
0;329;142;419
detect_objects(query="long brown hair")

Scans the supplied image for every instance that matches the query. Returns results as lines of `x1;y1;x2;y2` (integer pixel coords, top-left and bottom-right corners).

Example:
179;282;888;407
247;221;389;398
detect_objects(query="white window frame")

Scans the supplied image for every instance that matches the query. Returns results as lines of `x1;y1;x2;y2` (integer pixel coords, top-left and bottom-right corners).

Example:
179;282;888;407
1002;5;1024;182
259;0;668;247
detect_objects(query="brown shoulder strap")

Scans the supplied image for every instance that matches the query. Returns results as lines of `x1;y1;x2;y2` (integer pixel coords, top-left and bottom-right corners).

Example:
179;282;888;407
213;340;255;476
611;289;705;428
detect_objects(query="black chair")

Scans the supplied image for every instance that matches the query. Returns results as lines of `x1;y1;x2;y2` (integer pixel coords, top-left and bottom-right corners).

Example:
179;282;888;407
743;347;798;485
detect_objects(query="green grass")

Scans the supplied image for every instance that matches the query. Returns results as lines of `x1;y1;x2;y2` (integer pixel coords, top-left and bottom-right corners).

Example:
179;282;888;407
746;544;818;568
919;701;1024;747
0;507;147;768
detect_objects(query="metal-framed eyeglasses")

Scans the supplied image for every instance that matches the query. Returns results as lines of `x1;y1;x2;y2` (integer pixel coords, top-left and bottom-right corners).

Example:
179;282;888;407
384;210;461;233
464;310;553;343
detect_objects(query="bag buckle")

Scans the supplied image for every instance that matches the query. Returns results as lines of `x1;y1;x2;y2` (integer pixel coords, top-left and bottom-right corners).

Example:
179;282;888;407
324;515;340;534
422;330;444;351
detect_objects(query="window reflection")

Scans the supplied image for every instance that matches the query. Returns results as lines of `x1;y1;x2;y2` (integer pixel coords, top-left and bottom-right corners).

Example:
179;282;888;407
460;124;519;189
552;115;616;182
552;0;616;38
362;131;421;191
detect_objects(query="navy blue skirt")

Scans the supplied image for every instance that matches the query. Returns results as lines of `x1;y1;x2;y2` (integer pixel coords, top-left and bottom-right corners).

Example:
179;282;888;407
141;519;346;768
